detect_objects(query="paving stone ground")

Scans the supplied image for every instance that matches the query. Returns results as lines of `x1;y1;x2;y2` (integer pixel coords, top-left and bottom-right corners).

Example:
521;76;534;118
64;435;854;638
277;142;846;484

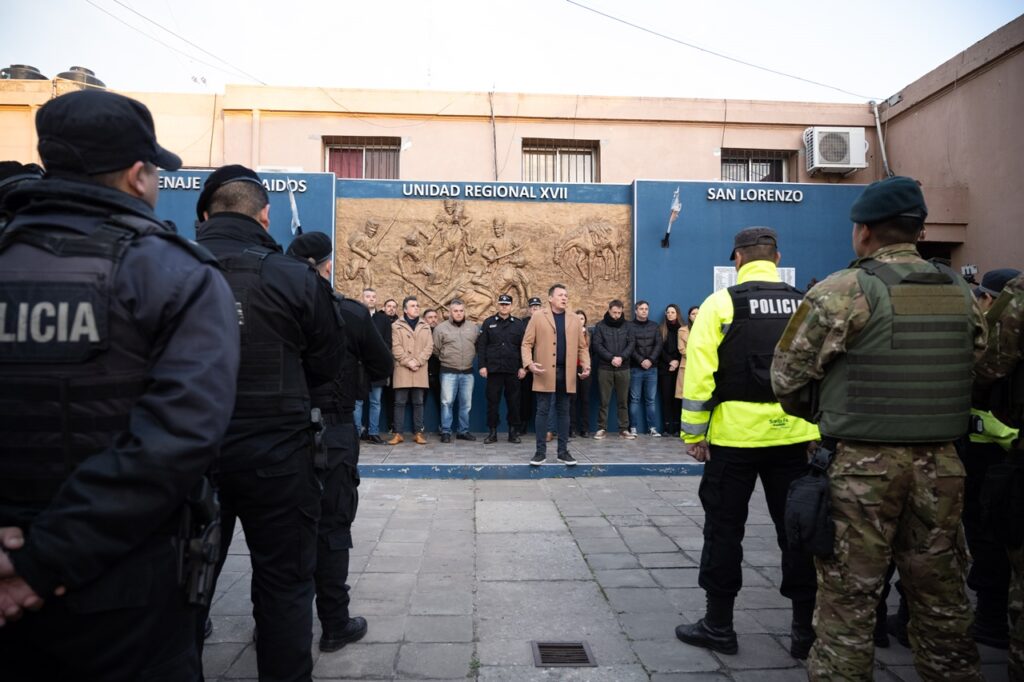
203;473;1011;681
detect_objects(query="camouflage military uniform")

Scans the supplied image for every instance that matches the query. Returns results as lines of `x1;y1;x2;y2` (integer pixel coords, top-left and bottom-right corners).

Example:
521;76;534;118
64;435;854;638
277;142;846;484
975;273;1024;680
771;243;987;681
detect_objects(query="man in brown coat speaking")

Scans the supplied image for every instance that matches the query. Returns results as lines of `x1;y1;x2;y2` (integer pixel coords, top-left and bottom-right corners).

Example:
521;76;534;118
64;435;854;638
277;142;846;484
522;283;591;466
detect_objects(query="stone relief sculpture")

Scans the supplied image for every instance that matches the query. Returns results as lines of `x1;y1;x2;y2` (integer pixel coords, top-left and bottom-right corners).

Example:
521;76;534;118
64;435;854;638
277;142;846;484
481;216;530;304
337;199;630;322
429;200;476;285
552;219;627;284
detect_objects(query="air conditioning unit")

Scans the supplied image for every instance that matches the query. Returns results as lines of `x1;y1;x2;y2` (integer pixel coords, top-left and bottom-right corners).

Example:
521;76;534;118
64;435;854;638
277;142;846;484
804;126;868;175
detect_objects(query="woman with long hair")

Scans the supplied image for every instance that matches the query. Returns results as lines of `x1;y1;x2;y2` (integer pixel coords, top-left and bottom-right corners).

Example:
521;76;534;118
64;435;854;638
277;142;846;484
657;304;684;436
570;309;593;437
675;306;699;402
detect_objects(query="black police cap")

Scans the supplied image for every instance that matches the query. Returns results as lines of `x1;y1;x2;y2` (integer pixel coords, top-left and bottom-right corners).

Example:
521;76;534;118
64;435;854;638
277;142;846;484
730;226;777;261
196;164;265;220
528;297;542;307
497;294;513;304
35;90;181;175
849;176;928;225
286;231;333;264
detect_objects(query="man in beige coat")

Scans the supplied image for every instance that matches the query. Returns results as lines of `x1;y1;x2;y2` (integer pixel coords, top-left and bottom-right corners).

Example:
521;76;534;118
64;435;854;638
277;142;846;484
521;283;591;465
388;296;434;445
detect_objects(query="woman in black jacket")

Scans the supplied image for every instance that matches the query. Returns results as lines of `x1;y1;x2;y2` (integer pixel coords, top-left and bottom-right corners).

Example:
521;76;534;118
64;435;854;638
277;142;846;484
657;304;683;436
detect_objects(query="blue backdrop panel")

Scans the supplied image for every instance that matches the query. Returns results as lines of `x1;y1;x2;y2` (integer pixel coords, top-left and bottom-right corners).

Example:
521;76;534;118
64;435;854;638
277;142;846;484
154;170;337;251
633;180;865;318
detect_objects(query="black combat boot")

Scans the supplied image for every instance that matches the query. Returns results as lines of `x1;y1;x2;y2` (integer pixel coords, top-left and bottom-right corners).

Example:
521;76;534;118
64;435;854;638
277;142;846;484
675;595;738;655
484;429;498;444
971;592;1010;649
790;599;816;659
508;428;522;444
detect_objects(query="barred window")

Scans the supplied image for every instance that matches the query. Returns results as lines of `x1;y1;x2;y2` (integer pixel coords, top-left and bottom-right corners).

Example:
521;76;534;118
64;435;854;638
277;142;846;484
721;149;793;182
325;136;400;179
522;138;600;183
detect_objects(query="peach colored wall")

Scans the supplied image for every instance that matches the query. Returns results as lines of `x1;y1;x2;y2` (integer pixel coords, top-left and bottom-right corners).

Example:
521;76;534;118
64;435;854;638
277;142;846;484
881;14;1024;271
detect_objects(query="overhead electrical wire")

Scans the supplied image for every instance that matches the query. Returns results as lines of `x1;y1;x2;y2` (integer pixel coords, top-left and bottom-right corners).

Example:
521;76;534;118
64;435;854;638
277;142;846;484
109;0;266;85
84;0;254;82
565;0;881;101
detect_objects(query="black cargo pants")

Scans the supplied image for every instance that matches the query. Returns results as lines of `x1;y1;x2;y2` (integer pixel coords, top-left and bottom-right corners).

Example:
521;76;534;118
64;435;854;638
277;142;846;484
206;443;321;682
315;413;361;633
698;443;817;604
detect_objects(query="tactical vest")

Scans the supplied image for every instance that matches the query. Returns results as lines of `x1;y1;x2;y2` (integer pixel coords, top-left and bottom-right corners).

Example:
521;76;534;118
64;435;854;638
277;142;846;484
217;247;309;418
0;216;172;505
712;281;804;405
817;259;974;442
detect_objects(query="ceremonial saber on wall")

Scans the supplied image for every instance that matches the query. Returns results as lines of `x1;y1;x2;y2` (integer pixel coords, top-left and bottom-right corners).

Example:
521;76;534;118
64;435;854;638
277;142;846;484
660;187;681;248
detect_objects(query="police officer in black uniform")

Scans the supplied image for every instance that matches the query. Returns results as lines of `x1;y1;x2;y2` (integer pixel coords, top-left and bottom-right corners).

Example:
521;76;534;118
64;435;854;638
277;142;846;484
286;232;392;652
0;89;239;680
477;294;528;443
195;165;344;682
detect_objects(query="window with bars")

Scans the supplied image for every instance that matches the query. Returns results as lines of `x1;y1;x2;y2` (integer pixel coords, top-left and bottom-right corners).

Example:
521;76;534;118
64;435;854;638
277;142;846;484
721;149;793;183
522;138;600;183
325;136;400;179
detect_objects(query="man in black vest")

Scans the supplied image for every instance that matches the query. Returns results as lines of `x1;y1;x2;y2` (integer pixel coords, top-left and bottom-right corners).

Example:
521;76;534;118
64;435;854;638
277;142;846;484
676;227;818;659
478;293;528;443
196;165;344;681
0;90;239;679
287;232;392;652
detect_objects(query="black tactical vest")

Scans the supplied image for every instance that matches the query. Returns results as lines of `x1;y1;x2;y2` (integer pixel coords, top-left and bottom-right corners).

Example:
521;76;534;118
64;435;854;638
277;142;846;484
217;247;310;418
817;259;975;442
712;281;804;405
0;217;163;504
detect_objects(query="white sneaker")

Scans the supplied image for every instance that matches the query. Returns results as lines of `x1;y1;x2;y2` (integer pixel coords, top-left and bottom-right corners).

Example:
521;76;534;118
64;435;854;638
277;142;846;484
649;428;662;438
593;429;607;440
628;427;638;437
620;430;637;440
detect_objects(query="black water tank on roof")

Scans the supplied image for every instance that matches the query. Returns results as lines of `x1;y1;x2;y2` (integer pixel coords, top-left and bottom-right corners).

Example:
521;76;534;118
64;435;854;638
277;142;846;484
56;66;105;88
1;64;48;80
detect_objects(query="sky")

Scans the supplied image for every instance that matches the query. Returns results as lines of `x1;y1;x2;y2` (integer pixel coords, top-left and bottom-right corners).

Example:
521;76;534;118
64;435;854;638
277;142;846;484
3;0;1022;104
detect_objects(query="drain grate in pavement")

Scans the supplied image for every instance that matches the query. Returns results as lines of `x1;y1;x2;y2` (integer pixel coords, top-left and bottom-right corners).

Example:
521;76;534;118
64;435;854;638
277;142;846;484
531;641;597;667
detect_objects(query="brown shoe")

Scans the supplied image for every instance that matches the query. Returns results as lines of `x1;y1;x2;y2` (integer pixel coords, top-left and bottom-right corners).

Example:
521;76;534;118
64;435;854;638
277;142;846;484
546;431;554;442
387;433;404;445
414;432;427;445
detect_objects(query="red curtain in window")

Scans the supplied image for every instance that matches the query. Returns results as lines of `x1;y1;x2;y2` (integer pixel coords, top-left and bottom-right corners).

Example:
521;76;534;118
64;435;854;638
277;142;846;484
328;148;363;178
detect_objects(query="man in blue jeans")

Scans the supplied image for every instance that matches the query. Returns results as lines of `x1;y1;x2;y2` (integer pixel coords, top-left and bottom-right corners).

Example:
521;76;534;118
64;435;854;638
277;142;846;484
432;299;479;442
629;300;664;437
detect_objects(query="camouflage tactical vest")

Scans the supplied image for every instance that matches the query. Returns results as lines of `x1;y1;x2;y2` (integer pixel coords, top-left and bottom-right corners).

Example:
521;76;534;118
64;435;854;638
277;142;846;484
817;259;974;442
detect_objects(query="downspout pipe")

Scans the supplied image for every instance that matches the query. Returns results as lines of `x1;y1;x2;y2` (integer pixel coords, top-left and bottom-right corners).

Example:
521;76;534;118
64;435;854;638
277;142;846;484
871;100;893;178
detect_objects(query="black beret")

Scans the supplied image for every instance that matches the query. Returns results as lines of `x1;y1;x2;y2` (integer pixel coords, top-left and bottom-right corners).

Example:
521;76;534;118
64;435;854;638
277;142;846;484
975;268;1022;298
850;176;927;225
497;294;513;304
36;90;181;175
528;297;543;307
286;231;333;264
196;164;265;220
730;226;777;260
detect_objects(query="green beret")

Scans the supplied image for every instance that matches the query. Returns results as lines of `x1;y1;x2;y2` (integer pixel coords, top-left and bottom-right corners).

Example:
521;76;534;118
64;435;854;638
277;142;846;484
849;176;927;225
